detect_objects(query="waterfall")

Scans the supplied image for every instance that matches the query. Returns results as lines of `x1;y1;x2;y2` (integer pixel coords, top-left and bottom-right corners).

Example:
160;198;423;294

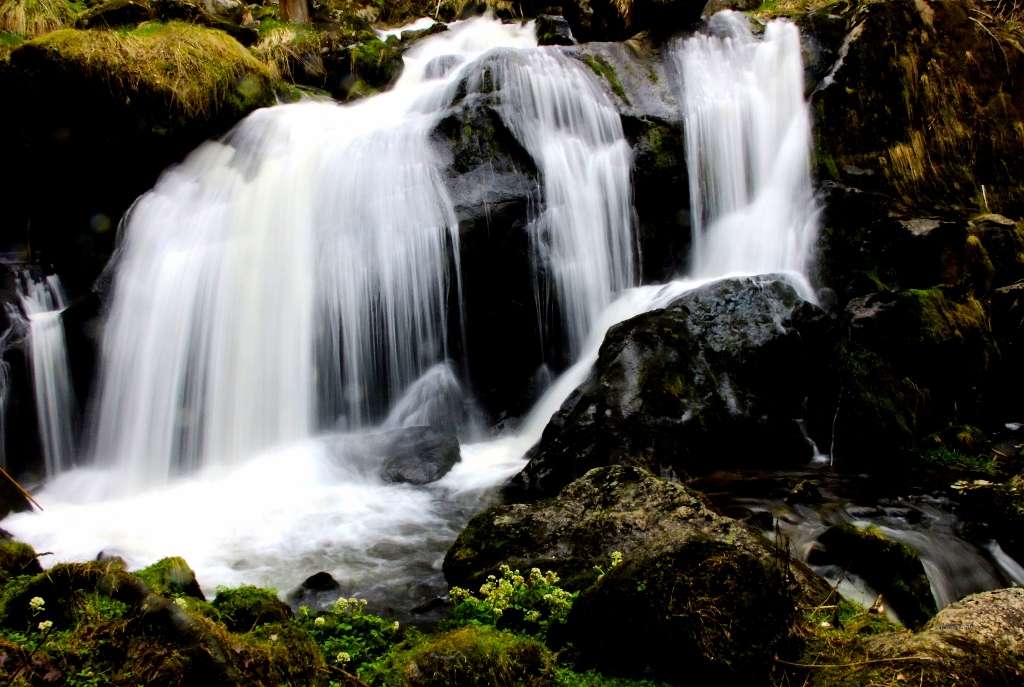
88;16;636;488
14;273;76;477
469;50;636;357
675;11;819;281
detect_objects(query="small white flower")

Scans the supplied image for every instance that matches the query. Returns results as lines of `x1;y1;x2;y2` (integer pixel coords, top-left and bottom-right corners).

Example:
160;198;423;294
392;621;400;631
314;616;325;626
336;651;351;665
820;621;831;628
174;598;187;608
268;634;278;642
38;620;53;631
29;597;44;611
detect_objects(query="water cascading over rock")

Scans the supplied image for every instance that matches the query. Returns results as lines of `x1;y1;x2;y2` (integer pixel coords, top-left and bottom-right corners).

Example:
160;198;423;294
87;17;637;489
675;11;818;282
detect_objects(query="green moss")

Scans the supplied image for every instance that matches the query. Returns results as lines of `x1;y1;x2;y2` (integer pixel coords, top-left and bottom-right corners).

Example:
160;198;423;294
367;625;555;687
212;584;292;632
134;556;205;600
582;54;628;104
0;541;41;584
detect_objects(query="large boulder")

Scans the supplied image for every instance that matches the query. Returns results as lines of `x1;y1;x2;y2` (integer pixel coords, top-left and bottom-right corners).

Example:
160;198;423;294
549;0;706;42
445;466;828;684
379;426;461;485
510;276;827;499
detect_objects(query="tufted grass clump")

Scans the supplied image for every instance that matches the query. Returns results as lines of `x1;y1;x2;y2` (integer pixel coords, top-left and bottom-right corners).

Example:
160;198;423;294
16;21;275;122
0;0;80;38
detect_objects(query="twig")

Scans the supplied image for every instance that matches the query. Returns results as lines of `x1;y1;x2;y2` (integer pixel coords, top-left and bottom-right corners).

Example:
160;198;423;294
0;465;42;511
774;655;937;669
322;665;371;687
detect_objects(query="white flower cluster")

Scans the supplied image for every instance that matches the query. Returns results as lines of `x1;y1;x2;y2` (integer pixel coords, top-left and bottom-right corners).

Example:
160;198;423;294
38;620;53;632
314;616;326;626
333;597;368;617
450;564;574;624
335;651;351;665
174;598;188;609
29;597;45;612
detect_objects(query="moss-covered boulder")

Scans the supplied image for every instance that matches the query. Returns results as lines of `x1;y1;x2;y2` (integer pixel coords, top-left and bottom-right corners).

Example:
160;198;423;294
446;465;828;684
0;539;41;584
135;556;206;600
813;523;936;629
369;625;555;687
510;276;827;498
834;286;996;463
212;584;293;632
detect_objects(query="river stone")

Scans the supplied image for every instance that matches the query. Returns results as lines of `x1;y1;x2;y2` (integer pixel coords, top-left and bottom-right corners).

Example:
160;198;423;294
509;276;826;499
379;426;461;485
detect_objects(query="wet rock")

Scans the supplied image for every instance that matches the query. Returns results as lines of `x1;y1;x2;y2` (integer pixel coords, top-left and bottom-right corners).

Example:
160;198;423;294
809;0;1024;217
379;426;461;485
510;276;827;499
785;480;823;505
77;0;154;28
557;0;705;42
535;14;574;45
432;91;550;420
287;571;341;608
815;522;936;629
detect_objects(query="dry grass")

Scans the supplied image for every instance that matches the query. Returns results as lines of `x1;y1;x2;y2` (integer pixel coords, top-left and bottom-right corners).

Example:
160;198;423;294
0;0;78;38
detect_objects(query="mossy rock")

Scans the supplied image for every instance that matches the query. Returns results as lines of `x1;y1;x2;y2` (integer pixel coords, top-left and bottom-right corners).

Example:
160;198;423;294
369;625;555;687
9;21;274;127
813;523;936;629
0;540;41;584
212;584;293;632
811;0;1024;217
135;556;205;600
780;589;1024;686
834;287;996;464
565;529;803;685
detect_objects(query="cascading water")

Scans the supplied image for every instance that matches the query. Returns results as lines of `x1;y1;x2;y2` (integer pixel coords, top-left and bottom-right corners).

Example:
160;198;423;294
675;11;819;282
12;273;76;478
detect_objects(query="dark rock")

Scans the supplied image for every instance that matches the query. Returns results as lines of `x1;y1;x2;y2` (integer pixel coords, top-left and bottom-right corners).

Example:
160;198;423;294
77;0;154;28
410;596;448;615
379;426;461;485
535;14;575;45
556;0;706;42
447;465;827;684
834;288;995;464
785;480;823;505
701;0;759;17
510;276;827;499
815;522;936;629
432;92;550;420
287;571;341;608
445;465;827;602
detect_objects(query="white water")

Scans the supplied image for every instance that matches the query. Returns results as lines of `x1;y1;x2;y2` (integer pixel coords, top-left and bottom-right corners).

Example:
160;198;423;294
5;13;825;604
675;11;818;282
15;273;76;477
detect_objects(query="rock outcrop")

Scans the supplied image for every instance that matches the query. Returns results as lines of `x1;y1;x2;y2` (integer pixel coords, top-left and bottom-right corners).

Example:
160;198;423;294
510;276;826;499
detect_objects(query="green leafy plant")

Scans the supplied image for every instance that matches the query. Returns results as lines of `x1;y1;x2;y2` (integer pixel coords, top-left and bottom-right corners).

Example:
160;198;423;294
296;596;403;675
447;564;577;638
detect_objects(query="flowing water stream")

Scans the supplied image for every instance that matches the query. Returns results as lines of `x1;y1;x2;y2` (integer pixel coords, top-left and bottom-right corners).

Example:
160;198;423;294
4;12;1013;620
